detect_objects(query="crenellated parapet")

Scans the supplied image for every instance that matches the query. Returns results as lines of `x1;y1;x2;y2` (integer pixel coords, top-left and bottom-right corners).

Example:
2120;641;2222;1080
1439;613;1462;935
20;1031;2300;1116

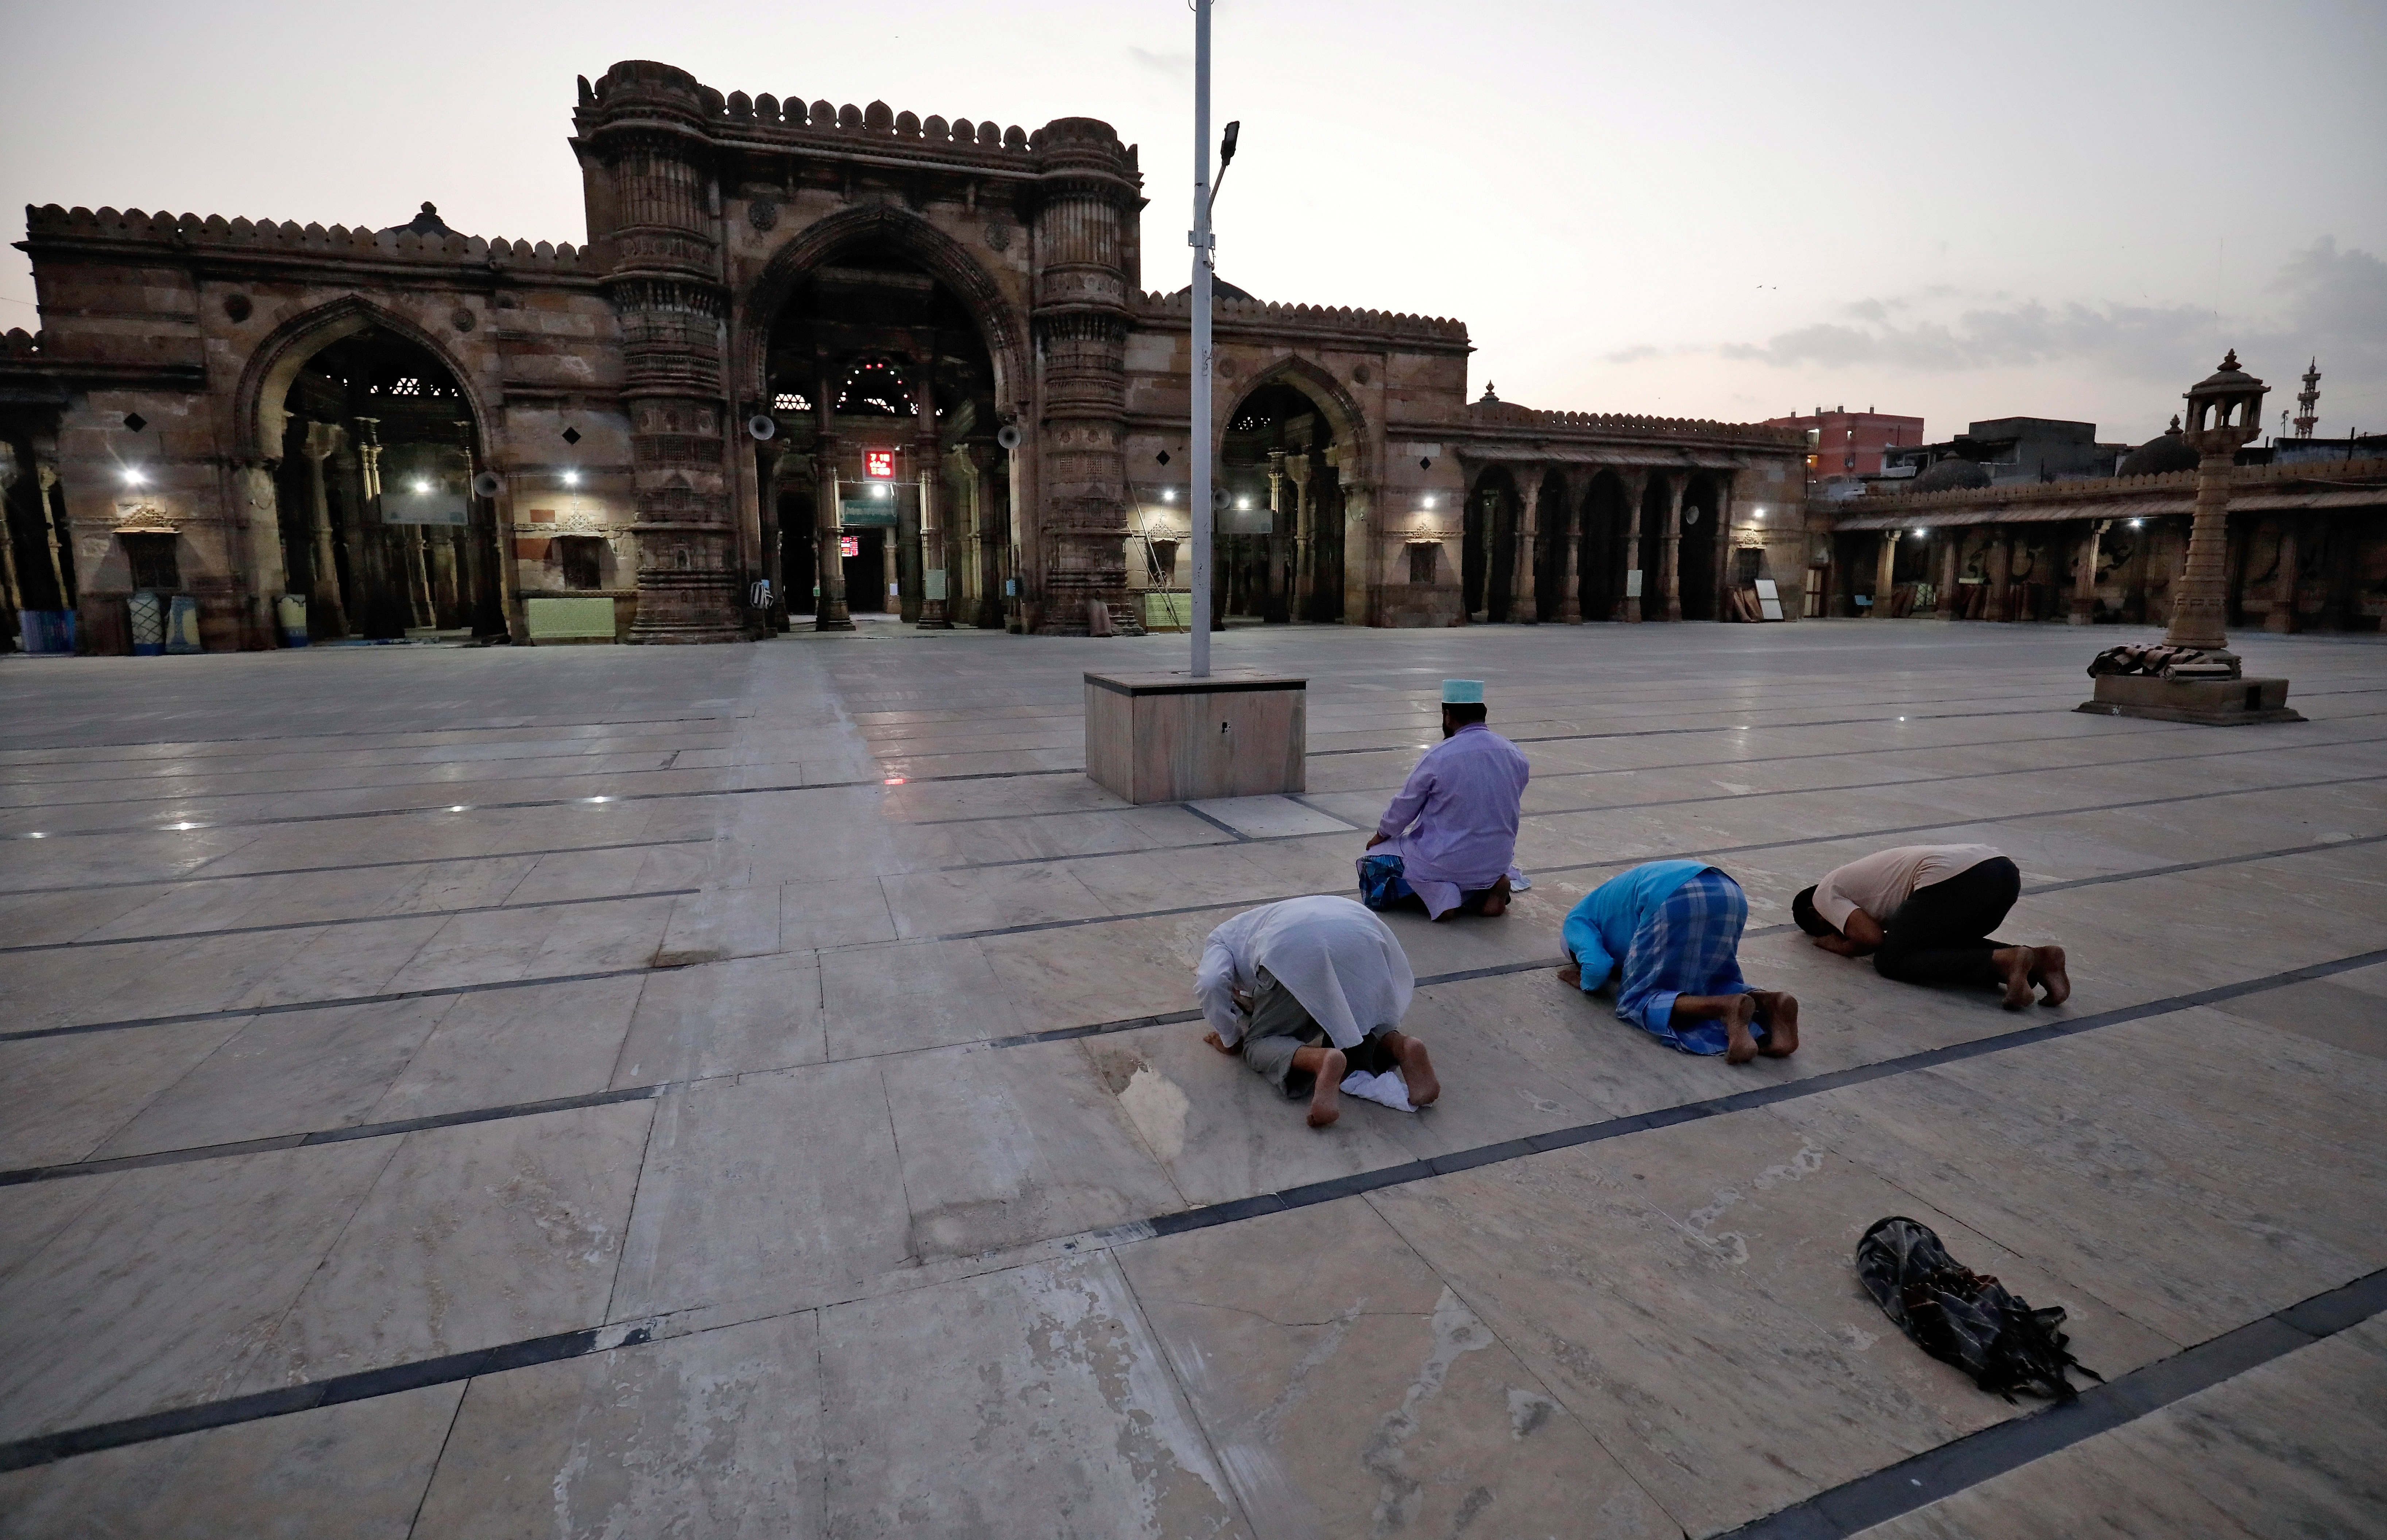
580;67;1051;165
1467;400;1805;445
1137;290;1470;351
19;204;593;272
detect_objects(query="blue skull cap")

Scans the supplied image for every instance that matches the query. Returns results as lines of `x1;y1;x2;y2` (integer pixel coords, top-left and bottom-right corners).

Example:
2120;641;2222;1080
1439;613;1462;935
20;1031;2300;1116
1441;679;1485;705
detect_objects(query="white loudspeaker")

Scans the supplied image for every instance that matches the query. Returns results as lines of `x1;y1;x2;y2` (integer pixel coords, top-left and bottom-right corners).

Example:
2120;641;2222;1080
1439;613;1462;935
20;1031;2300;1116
996;423;1023;451
747;414;777;441
471;471;502;499
1211;486;1231;512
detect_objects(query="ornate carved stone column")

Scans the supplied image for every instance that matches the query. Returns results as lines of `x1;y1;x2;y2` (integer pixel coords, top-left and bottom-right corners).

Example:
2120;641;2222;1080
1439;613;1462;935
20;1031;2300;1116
813;357;851;630
2264;517;2301;634
582;62;741;642
1870;529;1900;617
1028;117;1141;634
965;441;1004;628
1936;535;1961;620
2070;521;2106;624
1288;454;1314;620
1621;469;1649;622
915;365;949;628
1984;531;2012;622
1660;479;1689;622
301;422;349;636
0;445;24;624
1514;471;1540;623
1558;472;1583;623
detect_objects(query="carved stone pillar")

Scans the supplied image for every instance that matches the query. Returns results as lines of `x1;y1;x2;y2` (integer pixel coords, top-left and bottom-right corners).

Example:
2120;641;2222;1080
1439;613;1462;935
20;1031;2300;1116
1028;117;1140;634
1870;529;1900;617
1514;472;1540;623
1621;469;1649;622
34;462;69;608
966;441;1003;628
0;445;24;623
2264;518;2301;633
813;441;850;628
1265;450;1288;623
1937;534;1961;620
2069;521;2105;624
1558;472;1583;623
301;422;349;636
915;368;949;628
1288;456;1315;620
1661;476;1685;622
581;62;741;642
1984;531;2013;622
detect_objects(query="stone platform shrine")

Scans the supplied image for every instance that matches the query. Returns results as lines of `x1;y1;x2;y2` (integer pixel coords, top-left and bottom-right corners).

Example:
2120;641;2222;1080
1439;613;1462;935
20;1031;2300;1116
0;618;2382;1537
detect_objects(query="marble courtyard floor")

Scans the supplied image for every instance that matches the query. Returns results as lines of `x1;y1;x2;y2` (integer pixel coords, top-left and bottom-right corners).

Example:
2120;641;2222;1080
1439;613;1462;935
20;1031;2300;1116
0;617;2382;1539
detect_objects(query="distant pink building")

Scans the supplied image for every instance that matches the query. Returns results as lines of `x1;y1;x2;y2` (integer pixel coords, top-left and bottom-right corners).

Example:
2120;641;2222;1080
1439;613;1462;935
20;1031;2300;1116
1764;407;1926;481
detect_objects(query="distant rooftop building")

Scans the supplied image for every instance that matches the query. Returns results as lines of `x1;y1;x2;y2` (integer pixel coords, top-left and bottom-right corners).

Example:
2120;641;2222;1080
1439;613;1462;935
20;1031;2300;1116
1761;406;1925;490
1883;417;2132;487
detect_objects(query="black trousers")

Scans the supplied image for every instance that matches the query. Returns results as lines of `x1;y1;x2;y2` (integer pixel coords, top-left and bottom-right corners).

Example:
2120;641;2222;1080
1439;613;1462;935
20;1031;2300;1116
1873;857;2020;989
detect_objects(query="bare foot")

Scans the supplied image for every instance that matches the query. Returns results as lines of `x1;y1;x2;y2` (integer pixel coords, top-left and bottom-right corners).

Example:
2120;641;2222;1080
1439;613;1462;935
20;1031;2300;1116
1722;995;1761;1065
1995;947;2037;1011
1201;1030;1240;1056
2034;944;2070;1007
1557;963;1581;987
1477;875;1512;918
1752;991;1800;1057
1307;1046;1347;1128
1392;1035;1440;1106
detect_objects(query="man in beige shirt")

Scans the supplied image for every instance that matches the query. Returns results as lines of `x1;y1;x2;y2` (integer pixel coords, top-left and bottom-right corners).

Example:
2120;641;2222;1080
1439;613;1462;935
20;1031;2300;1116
1792;844;2069;1010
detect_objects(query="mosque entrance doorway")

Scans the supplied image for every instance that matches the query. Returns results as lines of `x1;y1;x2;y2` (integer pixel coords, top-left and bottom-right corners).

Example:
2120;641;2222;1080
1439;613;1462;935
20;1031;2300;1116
1215;379;1346;623
762;249;1006;630
266;326;503;640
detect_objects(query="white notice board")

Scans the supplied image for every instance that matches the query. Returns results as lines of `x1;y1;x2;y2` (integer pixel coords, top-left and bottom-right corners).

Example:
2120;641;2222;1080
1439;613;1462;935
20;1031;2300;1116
1754;577;1784;622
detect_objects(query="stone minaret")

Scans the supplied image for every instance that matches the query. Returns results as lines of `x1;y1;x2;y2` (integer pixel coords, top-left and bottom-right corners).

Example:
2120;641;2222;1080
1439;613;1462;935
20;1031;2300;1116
1028;118;1142;634
577;62;743;642
2293;357;2320;440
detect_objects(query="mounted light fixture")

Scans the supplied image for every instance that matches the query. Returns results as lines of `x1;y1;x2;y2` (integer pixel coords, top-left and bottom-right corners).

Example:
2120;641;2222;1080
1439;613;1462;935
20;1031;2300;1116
1422;496;1436;510
122;468;145;486
562;470;580;487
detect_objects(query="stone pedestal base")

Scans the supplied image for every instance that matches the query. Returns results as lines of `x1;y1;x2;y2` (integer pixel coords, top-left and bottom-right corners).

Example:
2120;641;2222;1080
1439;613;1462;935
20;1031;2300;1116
2077;674;2303;725
1085;670;1305;804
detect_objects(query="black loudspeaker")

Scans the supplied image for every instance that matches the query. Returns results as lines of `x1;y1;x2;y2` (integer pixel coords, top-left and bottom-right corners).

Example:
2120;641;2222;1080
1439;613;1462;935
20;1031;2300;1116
996;423;1023;451
471;471;502;499
1211;486;1231;512
747;414;777;441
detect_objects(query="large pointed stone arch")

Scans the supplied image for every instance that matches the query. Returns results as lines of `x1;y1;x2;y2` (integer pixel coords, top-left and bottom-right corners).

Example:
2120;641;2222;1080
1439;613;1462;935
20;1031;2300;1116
736;203;1029;413
1219;353;1370;483
232;295;491;463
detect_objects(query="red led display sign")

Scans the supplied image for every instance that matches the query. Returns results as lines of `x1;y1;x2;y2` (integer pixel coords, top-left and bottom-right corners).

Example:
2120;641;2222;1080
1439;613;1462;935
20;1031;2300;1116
863;449;896;479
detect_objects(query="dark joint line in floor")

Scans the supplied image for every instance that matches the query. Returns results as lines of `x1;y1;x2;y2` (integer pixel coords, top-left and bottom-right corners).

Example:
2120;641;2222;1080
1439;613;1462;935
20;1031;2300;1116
0;888;701;955
1721;1268;2387;1539
30;690;2370;841
0;837;715;898
4;944;2378;1472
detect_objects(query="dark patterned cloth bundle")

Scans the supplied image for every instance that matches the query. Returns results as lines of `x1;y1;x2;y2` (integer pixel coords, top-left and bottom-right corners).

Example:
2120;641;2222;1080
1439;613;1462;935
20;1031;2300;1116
1855;1216;2102;1402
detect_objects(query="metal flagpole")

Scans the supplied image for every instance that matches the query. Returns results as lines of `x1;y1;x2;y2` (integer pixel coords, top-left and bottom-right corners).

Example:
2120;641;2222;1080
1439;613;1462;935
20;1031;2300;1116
1189;0;1214;677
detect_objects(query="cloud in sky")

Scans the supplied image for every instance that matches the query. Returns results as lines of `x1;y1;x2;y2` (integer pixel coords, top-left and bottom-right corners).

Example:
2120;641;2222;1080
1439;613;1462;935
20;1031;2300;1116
1724;237;2382;372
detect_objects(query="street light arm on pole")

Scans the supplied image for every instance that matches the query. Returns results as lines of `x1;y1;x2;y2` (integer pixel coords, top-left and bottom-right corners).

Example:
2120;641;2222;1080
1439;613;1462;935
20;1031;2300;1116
1206;121;1240;217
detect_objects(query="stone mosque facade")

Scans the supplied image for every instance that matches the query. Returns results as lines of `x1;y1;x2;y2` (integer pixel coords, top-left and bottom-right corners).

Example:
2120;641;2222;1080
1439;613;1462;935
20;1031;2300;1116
0;60;1806;651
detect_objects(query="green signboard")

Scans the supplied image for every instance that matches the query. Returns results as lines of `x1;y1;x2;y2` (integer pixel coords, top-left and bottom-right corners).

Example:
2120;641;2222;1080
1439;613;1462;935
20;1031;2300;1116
839;501;897;528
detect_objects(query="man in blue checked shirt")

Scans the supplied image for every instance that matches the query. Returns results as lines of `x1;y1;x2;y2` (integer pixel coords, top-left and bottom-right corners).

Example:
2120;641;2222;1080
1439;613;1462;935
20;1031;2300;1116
1558;860;1800;1065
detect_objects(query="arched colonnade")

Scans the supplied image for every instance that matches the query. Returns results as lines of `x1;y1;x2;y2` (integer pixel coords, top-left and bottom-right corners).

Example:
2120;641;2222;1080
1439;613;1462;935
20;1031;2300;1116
1459;461;1737;623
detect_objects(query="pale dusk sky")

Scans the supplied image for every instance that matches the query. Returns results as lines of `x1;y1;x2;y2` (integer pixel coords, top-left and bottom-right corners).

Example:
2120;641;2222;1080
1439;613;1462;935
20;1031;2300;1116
4;0;2381;446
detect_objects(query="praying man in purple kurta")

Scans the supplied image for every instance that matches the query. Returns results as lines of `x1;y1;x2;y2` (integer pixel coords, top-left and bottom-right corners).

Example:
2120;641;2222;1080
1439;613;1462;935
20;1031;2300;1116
1357;680;1531;921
